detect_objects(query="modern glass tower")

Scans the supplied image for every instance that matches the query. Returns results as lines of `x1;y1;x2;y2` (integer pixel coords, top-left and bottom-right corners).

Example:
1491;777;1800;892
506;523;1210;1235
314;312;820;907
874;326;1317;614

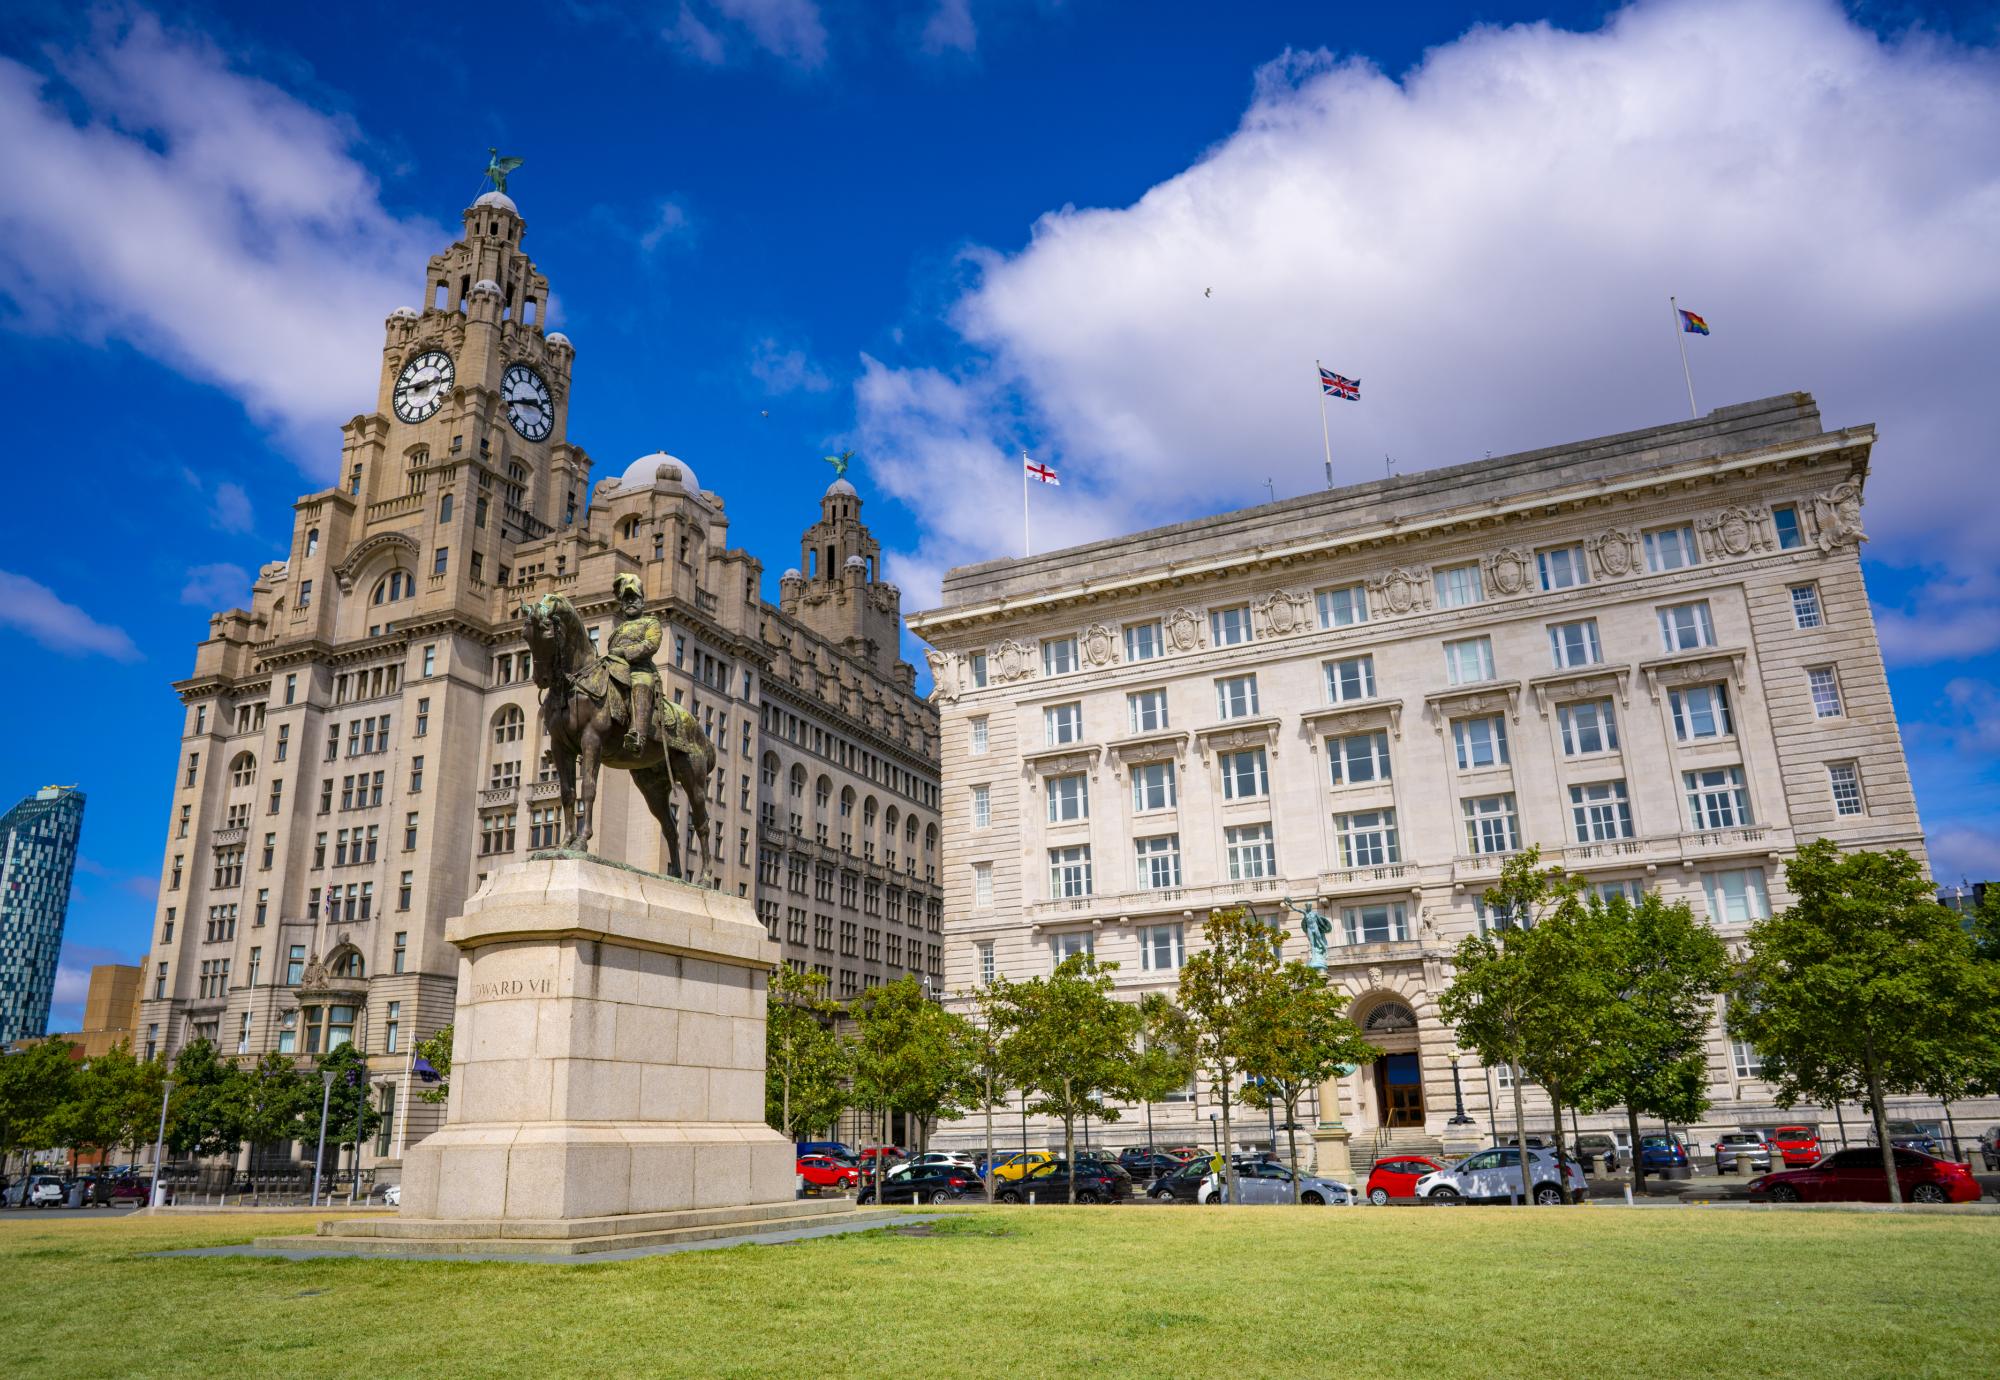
0;785;86;1044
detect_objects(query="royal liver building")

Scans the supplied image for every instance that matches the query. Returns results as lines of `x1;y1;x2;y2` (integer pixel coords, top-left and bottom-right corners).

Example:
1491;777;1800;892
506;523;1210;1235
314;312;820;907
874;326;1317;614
139;184;941;1179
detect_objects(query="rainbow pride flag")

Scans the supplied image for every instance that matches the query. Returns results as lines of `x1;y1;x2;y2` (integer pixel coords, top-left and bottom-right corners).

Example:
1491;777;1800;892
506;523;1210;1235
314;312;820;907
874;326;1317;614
1679;308;1710;336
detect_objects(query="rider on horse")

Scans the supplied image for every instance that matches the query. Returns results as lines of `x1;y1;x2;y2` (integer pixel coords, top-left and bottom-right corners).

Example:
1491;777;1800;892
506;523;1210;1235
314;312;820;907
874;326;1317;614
606;573;661;757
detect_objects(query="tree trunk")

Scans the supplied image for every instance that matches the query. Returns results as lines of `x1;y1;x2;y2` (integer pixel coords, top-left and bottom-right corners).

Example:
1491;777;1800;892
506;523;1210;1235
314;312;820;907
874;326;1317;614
1861;1034;1902;1206
983;1068;995;1200
1627;1104;1646;1195
1062;1077;1076;1204
1284;1091;1301;1204
1220;1062;1238;1206
1508;1057;1531;1207
1547;1087;1571;1204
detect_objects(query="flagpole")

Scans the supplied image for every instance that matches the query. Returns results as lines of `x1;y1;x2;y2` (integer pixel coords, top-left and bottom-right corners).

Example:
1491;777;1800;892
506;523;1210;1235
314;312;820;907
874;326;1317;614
394;1047;412;1160
1316;359;1334;488
1669;296;1697;419
1021;452;1030;558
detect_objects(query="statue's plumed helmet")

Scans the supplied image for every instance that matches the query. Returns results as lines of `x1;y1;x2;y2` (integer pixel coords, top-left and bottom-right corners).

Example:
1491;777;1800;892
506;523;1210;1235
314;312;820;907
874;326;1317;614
613;573;644;602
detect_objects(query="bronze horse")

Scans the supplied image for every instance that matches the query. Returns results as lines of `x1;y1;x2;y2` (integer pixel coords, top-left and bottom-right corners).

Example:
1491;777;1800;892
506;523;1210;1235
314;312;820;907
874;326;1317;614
519;593;717;885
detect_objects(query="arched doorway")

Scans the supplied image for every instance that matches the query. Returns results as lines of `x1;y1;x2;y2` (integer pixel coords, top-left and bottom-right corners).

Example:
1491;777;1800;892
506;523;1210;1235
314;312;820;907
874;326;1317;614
1362;999;1424;1128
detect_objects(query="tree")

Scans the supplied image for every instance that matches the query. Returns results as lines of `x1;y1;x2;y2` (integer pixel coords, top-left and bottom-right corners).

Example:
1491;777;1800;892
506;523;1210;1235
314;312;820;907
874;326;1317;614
965;980;1022;1198
0;1039;77;1169
1126;993;1197;1164
232;1052;313;1152
765;966;851;1141
1176;907;1289;1205
316;1043;383;1191
166;1039;242;1159
1730;841;1992;1205
1571;889;1730;1193
847;976;981;1158
996;954;1141;1202
413;1025;452;1105
1238;963;1376;1202
56;1043;163;1165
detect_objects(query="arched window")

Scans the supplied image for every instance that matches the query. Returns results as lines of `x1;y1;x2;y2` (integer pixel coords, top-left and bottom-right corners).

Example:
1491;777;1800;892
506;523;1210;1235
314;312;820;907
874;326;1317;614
439;493;454;524
305;528;319;557
373;570;412;605
839;786;855;818
788;764;807;798
905;816;919;846
624;517;642;540
760;751;780;789
229;752;257;787
1363;1002;1418;1034
334;950;364;980
863;797;878;829
493;705;525;744
924;824;937;854
884;806;900;841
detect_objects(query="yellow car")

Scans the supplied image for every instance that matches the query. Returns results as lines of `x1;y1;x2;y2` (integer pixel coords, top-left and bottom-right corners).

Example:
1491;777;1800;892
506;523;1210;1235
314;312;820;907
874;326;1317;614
985;1151;1055;1182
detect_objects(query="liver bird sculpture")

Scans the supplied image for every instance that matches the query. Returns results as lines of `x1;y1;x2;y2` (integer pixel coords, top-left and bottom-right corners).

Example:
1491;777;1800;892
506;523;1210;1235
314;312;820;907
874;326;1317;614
484;148;525;195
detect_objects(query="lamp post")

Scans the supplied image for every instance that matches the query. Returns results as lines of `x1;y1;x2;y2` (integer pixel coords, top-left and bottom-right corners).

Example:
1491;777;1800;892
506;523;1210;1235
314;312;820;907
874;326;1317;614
149;1078;176;1207
1208;1109;1219;1152
1447;1052;1474;1126
349;1071;367;1205
310;1069;336;1208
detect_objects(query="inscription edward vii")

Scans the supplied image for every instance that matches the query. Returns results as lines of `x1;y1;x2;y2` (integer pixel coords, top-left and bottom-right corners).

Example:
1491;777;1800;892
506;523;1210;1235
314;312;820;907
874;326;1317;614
473;976;554;1000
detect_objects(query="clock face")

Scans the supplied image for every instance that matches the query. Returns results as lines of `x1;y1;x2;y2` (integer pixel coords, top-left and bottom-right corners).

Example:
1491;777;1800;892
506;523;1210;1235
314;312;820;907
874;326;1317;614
503;364;554;441
393;349;454;422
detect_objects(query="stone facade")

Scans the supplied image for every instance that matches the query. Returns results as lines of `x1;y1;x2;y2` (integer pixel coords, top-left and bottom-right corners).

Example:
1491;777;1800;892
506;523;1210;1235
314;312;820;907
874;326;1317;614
910;394;1958;1166
136;190;939;1181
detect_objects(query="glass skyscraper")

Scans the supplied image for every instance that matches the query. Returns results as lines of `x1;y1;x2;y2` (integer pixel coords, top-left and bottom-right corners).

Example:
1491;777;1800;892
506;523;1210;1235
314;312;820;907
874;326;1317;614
0;785;86;1044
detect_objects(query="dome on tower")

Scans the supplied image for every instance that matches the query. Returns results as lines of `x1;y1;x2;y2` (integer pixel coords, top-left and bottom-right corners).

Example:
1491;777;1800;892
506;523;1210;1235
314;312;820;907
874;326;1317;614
470;278;502;297
473;190;518;213
843;555;866;571
825;477;857;498
546;331;572;349
388;306;418;320
617;450;702;496
782;568;802;581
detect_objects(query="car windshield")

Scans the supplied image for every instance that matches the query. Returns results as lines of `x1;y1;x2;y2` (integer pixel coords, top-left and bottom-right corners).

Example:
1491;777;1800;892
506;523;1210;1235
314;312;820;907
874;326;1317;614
1774;1128;1812;1139
1640;1135;1676;1147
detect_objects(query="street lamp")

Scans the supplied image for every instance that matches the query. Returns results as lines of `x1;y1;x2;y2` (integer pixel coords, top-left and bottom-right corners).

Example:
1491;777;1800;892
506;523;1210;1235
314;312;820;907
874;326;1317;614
150;1078;176;1207
349;1071;368;1205
1208;1109;1219;1152
311;1069;336;1208
1447;1051;1474;1126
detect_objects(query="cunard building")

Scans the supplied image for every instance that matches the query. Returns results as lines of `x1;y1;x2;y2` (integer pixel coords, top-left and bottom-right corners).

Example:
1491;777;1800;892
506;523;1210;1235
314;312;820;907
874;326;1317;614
138;185;940;1180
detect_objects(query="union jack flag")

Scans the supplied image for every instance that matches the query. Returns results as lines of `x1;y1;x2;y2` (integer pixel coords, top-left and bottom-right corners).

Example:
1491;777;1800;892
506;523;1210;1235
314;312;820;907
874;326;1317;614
1319;368;1360;401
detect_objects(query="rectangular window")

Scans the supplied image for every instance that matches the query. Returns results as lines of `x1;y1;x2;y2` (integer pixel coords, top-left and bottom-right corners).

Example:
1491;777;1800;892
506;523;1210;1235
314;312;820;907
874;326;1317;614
1045;703;1083;746
1444;636;1495;686
1209;605;1253;646
422;645;436;677
1342;903;1409;946
1041;636;1078;677
286;944;306;986
1828;762;1864;816
1046;773;1089;823
299;579;312;609
1772;504;1803;550
1703;868;1770;924
433;547;448;576
1537;545;1588;591
1670;683;1734;740
1317;583;1368;628
1433;563;1483;608
1731;1038;1765;1079
1327;730;1391;786
1452;715;1510;770
1140;922;1186;971
1548;619;1602;668
1124;621;1163;662
1558;698;1619;755
1048;845;1093;898
1334;810;1400;867
385;1001;402;1055
1131;760;1177;812
415;696;429;736
972;862;993;907
978;941;996;985
1049;931;1094;963
1225;823;1276;880
967;651;988;688
1658;601;1715;653
1790;584;1823;629
1215;674;1259;720
1685;767;1752;828
1808;667;1843;718
275;724;289;762
284;673;297;705
1219;747;1269;800
969;716;989;755
1324;655;1376;704
970;784;991;829
1135;835;1182;890
1643;524;1699;572
1570;781;1634;841
1128;688;1169;733
1462;794;1519;854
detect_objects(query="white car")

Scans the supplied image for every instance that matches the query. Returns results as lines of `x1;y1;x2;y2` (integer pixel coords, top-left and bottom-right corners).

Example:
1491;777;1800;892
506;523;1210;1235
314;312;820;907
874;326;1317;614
380;1183;402;1207
908;1152;978;1172
1412;1147;1588;1205
26;1176;67;1208
1196;1161;1356;1205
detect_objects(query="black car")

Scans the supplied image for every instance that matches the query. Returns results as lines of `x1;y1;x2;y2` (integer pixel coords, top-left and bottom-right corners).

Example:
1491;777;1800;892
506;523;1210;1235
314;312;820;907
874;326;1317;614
1117;1149;1185;1181
858;1163;987;1206
1145;1155;1265;1202
996;1158;1133;1204
1872;1121;1949;1158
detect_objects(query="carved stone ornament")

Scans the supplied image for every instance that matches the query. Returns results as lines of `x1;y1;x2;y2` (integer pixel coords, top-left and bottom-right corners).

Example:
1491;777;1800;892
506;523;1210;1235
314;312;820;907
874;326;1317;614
1164;607;1205;652
1367;567;1433;616
1586;529;1640;580
1255;590;1311;637
1483;547;1535;597
989;639;1037;683
1641;648;1747;701
1699;504;1770;560
1079;623;1119;668
1812;479;1866;551
925;649;959;704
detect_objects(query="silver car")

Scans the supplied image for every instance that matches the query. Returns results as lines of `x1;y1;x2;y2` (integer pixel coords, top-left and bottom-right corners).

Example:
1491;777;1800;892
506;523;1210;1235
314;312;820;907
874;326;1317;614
1200;1159;1353;1205
1713;1131;1772;1172
1413;1147;1589;1205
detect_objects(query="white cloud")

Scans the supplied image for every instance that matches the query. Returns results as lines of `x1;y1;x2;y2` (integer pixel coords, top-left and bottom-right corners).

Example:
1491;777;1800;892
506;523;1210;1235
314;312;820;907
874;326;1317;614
857;0;2000;608
209;481;255;534
921;0;978;56
666;0;828;68
749;336;833;394
1926;825;2000;888
1874;568;2000;666
181;562;250;608
0;10;444;465
638;199;694;253
0;569;142;662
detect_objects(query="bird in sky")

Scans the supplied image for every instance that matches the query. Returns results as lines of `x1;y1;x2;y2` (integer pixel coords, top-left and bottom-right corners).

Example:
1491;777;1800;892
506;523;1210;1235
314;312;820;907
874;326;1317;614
1204;287;1212;298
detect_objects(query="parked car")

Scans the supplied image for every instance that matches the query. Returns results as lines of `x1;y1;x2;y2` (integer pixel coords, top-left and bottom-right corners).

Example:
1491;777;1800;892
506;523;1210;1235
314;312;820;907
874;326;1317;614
1869;1121;1948;1158
985;1151;1056;1182
1118;1148;1186;1180
795;1141;857;1161
797;1154;862;1190
1769;1124;1821;1167
1713;1131;1772;1173
996;1158;1133;1204
1412;1148;1588;1205
1979;1125;2000;1172
379;1183;402;1207
858;1163;986;1205
1748;1148;1980;1204
25;1175;67;1208
1146;1158;1214;1203
1635;1133;1691;1175
907;1151;977;1172
857;1146;905;1166
1199;1160;1352;1205
1570;1134;1621;1174
1366;1155;1445;1204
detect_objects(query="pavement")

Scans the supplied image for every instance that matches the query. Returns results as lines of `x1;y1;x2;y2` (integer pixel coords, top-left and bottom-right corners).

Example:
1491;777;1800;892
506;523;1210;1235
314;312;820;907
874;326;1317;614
0;1205;142;1219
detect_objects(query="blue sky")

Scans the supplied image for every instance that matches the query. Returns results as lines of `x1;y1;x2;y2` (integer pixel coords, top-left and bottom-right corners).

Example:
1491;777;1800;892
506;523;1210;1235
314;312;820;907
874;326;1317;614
3;0;1997;1032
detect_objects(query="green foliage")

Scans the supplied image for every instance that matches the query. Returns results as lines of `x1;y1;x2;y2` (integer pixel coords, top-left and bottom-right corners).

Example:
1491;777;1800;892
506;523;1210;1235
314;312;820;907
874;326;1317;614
414;1025;452;1105
54;1043;165;1156
766;966;851;1140
847;975;982;1153
0;1038;79;1157
315;1043;383;1149
233;1052;313;1148
1175;907;1291;1200
1237;961;1376;1199
166;1039;242;1158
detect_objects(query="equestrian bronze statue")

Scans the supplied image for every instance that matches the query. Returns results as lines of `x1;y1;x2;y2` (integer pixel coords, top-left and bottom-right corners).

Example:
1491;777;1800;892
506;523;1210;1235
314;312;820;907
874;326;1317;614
520;575;717;884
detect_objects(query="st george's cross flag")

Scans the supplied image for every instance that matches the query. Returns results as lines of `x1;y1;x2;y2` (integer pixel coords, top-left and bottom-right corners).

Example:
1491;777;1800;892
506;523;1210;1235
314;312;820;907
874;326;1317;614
1319;367;1360;400
1023;455;1060;485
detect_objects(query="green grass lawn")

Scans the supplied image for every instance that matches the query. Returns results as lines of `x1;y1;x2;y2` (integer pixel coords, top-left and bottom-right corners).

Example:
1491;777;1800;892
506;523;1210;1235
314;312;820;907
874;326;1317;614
2;1205;1995;1378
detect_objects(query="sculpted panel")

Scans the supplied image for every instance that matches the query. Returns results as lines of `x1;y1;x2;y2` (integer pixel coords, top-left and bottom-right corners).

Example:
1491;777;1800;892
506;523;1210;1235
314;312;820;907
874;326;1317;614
1079;623;1119;668
1812;479;1866;551
1255;590;1311;637
990;639;1037;683
1586;528;1640;579
1367;567;1433;616
1163;607;1205;652
1483;547;1534;597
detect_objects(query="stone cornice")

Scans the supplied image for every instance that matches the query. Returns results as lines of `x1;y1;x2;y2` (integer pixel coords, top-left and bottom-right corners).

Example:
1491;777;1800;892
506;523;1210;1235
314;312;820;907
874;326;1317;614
1193;716;1283;762
1299;697;1405;742
1423;680;1524;724
1527;664;1633;714
1639;646;1749;700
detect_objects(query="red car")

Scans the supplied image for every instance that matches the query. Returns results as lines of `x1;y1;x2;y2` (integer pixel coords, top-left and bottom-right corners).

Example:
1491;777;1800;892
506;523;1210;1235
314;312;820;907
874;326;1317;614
796;1155;860;1189
1769;1124;1821;1167
857;1146;904;1165
1365;1155;1445;1205
1749;1148;1981;1204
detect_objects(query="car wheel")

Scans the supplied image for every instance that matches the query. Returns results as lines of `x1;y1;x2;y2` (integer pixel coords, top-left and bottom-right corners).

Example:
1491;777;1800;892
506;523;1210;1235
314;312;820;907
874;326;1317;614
1767;1184;1800;1203
1301;1191;1325;1206
1369;1187;1390;1206
857;1190;874;1205
929;1190;952;1205
1427;1186;1461;1202
1533;1183;1566;1206
996;1190;1020;1204
1078;1189;1102;1205
1910;1184;1947;1205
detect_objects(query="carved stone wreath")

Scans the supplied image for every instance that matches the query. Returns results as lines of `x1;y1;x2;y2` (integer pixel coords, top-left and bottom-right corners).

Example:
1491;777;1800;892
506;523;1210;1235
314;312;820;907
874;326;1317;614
989;639;1037;683
1699;504;1769;560
1368;567;1433;616
1079;623;1119;668
1586;529;1640;579
1256;590;1311;637
1483;547;1535;597
1164;607;1205;652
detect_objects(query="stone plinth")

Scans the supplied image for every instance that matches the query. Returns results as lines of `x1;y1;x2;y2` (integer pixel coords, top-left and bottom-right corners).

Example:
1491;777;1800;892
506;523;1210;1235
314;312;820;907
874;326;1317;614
397;854;794;1222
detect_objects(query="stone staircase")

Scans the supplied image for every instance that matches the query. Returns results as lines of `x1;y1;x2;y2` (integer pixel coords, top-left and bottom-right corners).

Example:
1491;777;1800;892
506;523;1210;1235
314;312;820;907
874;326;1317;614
1366;1127;1446;1165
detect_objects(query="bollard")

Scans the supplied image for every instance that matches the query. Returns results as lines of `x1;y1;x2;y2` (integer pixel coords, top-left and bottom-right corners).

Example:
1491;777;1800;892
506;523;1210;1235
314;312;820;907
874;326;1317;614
1028;1191;1035;1205
1624;1185;1634;1206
